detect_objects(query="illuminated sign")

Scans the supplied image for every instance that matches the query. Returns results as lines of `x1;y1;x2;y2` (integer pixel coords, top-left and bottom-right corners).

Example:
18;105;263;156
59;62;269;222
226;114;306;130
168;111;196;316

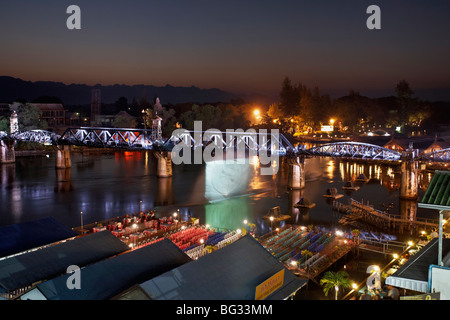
400;293;440;300
321;125;334;132
255;269;285;300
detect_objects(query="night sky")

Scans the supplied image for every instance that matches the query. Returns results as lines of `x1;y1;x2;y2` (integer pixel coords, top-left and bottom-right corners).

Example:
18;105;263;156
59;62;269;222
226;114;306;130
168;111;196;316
1;0;449;99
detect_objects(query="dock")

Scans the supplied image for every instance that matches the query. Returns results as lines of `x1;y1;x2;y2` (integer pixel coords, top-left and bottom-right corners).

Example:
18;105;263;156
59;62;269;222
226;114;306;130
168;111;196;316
258;225;355;279
333;199;440;233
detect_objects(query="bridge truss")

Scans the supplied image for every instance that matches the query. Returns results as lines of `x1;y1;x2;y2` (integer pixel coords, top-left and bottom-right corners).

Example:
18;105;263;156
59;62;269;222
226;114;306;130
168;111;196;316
59;127;156;149
163;129;295;155
420;148;450;162
303;142;402;161
3;127;450;163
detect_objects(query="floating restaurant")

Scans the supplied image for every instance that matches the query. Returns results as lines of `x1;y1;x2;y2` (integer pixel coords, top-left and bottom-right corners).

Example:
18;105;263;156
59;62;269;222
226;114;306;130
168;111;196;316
0;211;306;300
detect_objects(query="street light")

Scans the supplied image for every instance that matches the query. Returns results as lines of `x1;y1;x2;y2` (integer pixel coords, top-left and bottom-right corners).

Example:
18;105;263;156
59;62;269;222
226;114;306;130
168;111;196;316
253;109;261;124
141;109;147;130
80;211;84;234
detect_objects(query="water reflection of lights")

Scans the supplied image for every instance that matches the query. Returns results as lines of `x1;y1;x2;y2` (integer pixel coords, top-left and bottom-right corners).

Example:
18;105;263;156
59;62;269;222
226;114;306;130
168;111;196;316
326;160;334;180
250;156;260;169
144;151;149;175
205;160;250;202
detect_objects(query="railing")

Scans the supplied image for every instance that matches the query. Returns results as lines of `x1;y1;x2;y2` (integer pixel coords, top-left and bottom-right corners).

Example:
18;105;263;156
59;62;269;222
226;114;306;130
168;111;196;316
358;238;409;255
350;199;440;228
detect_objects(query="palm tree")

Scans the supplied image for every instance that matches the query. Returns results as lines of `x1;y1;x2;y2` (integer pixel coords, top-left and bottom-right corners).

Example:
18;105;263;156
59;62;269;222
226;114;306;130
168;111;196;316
320;271;352;300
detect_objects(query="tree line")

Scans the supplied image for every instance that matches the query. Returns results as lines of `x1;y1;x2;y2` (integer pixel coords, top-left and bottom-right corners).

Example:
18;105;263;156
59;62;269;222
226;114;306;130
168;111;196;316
271;77;446;135
1;79;448;137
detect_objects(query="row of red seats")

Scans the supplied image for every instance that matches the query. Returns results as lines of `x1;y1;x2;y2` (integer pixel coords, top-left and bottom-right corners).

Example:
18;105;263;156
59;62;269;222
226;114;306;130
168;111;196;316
170;227;199;240
170;227;205;242
170;227;214;247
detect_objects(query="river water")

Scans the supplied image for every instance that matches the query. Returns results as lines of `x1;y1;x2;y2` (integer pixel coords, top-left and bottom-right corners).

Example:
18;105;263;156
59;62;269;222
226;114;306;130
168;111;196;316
0;150;438;241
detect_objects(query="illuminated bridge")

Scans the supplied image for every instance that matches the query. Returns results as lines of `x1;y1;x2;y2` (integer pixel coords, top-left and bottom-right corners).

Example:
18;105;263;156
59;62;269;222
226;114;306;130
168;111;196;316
2;128;450;163
299;141;402;161
2;127;449;198
3;127;294;154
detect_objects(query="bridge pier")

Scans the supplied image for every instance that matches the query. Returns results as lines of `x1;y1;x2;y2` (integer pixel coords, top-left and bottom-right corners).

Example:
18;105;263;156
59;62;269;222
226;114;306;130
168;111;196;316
56;145;72;169
0;139;16;164
153;151;172;178
399;160;419;200
1;163;15;186
288;157;305;190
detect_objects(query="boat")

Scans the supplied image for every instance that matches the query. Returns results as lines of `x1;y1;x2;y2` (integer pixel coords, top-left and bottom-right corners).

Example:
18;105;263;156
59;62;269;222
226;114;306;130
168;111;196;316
322;187;344;199
342;181;360;191
262;206;291;222
355;174;370;182
294;198;316;209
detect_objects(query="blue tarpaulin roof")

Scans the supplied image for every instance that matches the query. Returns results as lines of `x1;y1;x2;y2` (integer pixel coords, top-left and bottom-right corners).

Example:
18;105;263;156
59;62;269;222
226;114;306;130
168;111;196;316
0;217;77;258
0;231;129;293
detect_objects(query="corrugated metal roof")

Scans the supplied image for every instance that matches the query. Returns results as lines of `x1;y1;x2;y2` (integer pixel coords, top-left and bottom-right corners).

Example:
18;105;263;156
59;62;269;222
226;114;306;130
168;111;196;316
0;231;129;293
0;217;78;259
419;170;450;210
138;235;307;300
36;239;191;300
385;238;450;292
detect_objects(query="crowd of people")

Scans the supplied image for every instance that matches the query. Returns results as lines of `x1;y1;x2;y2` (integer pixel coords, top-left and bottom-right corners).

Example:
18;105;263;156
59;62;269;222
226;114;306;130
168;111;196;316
358;285;400;300
103;210;179;233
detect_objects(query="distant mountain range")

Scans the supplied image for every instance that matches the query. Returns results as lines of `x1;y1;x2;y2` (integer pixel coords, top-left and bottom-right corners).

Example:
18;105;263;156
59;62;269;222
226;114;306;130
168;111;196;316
1;76;448;107
0;76;249;106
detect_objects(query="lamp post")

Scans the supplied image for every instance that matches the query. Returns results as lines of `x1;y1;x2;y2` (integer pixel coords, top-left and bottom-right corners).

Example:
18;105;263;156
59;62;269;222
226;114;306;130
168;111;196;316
80;211;83;234
133;223;138;246
141;109;147;130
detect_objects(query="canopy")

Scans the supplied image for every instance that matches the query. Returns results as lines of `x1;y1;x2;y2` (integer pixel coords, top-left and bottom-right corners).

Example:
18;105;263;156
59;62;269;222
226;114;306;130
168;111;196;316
419;170;450;211
385;238;450;292
36;239;191;300
0;231;129;293
136;235;307;300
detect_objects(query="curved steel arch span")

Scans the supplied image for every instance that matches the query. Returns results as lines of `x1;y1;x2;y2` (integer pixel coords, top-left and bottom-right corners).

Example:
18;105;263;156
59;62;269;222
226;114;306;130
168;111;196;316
13;130;61;144
420;148;450;162
305;141;402;161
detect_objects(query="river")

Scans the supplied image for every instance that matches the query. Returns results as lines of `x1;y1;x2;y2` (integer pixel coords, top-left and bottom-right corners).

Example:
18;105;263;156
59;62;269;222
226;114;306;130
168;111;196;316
0;150;438;241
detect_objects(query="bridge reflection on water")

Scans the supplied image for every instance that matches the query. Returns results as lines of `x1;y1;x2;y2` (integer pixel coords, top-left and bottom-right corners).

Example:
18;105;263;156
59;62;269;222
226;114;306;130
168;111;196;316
0;150;439;241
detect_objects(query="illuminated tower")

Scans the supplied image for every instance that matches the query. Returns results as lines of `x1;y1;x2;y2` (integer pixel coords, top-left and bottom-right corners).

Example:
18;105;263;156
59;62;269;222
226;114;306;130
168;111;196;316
91;88;101;126
10;110;18;134
151;114;162;141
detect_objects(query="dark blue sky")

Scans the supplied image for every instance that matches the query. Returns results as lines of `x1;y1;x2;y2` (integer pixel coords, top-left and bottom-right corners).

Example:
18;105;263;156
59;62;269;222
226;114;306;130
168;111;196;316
1;0;449;99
